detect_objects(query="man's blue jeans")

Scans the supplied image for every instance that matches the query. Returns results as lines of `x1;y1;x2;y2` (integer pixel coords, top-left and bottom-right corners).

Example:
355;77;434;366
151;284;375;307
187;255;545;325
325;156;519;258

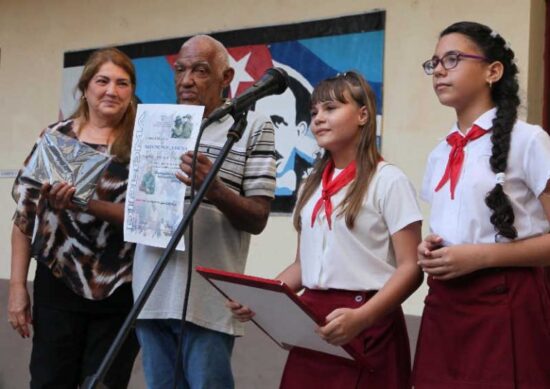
136;319;235;389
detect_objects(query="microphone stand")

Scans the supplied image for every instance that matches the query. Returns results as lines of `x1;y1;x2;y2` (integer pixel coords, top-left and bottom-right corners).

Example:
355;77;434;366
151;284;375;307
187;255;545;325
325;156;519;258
82;111;250;389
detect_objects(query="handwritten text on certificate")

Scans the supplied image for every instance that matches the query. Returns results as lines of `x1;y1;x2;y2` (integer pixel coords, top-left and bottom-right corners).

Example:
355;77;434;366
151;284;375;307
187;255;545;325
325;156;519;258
124;104;205;251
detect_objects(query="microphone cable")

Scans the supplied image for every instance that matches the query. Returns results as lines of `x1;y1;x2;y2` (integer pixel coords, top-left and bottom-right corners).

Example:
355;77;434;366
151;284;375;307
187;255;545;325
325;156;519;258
172;114;208;389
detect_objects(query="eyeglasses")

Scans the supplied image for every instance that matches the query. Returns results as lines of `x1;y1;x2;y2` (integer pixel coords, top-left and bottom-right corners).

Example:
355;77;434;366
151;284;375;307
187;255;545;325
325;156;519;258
422;51;489;75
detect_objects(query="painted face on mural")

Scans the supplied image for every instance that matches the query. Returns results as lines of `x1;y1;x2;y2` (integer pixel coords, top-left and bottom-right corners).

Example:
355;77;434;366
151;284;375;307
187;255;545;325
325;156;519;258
253;76;318;195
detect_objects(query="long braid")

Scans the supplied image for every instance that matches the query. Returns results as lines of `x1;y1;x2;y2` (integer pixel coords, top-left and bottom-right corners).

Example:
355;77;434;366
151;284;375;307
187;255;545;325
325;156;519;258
486;49;520;239
441;22;520;240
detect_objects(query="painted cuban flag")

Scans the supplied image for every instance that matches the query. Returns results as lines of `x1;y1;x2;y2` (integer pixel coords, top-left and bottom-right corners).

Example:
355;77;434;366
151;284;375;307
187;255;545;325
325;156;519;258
61;11;385;213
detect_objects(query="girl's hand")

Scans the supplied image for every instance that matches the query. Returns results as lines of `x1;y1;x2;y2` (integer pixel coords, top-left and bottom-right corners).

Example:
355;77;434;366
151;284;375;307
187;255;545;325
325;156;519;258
226;300;255;322
417;234;443;260
316;308;366;346
7;283;32;338
41;182;80;212
418;244;485;280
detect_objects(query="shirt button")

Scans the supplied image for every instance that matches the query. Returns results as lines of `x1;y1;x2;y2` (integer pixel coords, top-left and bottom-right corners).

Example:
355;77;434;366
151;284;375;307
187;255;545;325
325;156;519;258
355;295;363;303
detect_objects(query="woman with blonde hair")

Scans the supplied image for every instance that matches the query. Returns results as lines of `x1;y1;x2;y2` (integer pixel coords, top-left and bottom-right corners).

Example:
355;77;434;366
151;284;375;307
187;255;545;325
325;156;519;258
8;47;139;388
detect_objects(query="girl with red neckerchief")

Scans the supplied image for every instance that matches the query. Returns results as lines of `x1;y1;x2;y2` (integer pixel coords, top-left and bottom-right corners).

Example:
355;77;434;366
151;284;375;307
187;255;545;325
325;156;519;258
413;21;550;388
230;71;423;388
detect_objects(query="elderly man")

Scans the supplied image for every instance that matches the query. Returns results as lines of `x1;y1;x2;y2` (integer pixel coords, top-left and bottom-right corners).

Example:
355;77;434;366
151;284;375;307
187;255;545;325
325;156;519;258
132;35;276;388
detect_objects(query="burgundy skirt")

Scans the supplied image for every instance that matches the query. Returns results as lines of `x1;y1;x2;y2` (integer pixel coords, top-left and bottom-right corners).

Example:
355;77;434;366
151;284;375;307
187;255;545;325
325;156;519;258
412;267;550;389
279;288;411;389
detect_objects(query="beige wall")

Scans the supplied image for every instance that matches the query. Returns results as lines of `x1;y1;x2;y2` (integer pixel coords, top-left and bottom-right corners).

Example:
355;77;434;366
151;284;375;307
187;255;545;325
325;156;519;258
528;0;546;124
0;0;545;315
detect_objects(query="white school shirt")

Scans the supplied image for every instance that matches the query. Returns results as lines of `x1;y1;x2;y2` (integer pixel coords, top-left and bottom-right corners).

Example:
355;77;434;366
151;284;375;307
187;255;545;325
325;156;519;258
421;108;550;245
300;162;423;291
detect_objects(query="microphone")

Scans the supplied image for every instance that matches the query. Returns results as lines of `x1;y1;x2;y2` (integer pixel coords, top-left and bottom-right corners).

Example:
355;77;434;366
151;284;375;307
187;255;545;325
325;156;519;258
203;67;289;127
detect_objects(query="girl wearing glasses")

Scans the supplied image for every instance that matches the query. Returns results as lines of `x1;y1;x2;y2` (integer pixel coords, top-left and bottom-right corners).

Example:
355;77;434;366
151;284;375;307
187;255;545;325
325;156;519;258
413;21;550;388
229;71;423;388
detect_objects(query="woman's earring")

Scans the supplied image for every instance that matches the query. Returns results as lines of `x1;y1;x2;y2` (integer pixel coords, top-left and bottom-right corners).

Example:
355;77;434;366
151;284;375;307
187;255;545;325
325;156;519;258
487;80;493;88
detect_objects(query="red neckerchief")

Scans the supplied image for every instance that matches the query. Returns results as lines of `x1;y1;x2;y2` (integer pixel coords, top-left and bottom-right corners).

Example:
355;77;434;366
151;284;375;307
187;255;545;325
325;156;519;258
310;159;356;229
434;124;488;199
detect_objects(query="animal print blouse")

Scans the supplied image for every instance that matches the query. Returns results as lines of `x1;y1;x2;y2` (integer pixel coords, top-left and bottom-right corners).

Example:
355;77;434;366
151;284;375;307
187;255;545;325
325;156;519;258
12;119;134;300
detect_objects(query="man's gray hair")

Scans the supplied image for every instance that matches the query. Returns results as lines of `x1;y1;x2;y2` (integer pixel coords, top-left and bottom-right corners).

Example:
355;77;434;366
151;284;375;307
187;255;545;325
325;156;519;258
182;34;230;76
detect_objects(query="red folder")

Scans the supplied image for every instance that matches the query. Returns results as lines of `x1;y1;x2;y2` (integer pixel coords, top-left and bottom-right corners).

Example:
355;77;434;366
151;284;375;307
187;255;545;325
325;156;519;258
196;266;367;364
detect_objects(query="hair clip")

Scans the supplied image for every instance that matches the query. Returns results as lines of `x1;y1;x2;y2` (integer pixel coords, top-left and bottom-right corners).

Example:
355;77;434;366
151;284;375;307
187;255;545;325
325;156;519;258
336;72;348;78
504;41;512;51
490;30;499;39
496;172;505;184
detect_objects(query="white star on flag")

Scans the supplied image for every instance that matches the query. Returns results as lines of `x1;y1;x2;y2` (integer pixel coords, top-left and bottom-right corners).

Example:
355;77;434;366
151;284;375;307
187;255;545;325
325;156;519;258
228;52;254;97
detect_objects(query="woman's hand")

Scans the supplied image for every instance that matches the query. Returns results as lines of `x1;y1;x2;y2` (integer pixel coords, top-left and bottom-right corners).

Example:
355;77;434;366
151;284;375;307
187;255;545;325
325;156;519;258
41;182;80;212
226;300;255;322
316;308;367;346
7;283;32;338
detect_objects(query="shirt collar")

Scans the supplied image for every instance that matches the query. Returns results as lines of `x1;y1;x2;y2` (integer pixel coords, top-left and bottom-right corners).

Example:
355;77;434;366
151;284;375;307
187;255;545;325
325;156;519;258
448;107;497;136
201;100;232;125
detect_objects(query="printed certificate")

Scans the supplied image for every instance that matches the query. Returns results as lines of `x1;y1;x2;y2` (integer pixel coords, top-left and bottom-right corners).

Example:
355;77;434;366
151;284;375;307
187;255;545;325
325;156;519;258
124;104;204;250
